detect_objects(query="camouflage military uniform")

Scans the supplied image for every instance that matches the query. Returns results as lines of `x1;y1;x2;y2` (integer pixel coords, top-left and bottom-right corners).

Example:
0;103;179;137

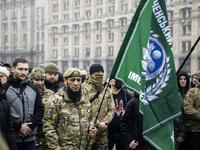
43;87;93;150
82;79;115;150
36;86;54;150
30;68;55;150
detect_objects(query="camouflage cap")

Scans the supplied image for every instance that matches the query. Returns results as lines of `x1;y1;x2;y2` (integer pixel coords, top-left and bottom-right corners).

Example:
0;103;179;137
193;72;199;77
30;67;45;79
64;68;81;78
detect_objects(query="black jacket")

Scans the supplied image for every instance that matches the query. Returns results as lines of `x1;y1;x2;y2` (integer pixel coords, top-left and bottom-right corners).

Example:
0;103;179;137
3;75;44;143
120;96;155;150
108;87;133;133
0;90;17;150
45;80;65;93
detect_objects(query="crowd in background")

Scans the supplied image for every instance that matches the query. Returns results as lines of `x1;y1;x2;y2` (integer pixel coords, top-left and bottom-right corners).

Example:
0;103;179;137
0;58;199;150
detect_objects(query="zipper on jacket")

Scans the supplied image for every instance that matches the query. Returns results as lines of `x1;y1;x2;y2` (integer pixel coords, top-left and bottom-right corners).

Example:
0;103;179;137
78;103;82;150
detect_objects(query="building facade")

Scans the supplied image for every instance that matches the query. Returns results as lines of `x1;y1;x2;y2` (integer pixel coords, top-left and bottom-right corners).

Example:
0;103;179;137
0;0;199;78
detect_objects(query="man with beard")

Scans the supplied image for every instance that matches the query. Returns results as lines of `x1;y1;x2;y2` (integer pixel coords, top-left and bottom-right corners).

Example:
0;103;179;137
190;72;199;88
44;63;64;93
43;68;97;149
3;58;44;150
108;78;132;150
82;64;115;150
30;68;54;150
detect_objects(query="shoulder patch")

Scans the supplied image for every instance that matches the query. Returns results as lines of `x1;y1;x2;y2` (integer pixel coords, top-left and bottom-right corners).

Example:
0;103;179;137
185;96;187;101
44;108;53;120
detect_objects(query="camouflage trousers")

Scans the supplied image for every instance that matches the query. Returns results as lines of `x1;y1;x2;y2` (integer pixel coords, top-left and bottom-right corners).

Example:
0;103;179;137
89;130;108;150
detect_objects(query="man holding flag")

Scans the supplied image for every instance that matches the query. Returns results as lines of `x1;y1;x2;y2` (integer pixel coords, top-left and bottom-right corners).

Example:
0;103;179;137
110;0;181;149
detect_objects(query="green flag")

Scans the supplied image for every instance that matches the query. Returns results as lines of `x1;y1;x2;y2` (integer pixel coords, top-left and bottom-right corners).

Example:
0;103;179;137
110;0;181;149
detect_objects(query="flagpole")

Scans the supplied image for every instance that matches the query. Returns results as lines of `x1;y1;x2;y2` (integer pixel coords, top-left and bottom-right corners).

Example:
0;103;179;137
85;79;110;150
176;36;200;75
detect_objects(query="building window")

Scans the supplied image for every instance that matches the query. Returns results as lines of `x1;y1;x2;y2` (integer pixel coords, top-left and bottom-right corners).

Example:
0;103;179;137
4;23;8;32
13;0;17;7
96;34;102;43
97;0;102;4
23;33;27;42
84;23;90;31
73;61;79;68
13;22;17;31
64;49;69;58
86;10;91;19
23;21;27;30
120;18;127;27
74;36;79;45
52;27;58;34
179;57;190;73
85;48;90;57
23;0;27;7
182;8;192;19
41;44;44;52
85;35;90;44
73;24;79;32
4;35;8;43
170;27;173;37
96;47;101;57
86;0;91;6
64;38;68;45
37;32;40;41
64;14;69;21
37;8;40;17
63;62;68;73
74;0;80;8
74;48;79;58
167;11;173;21
13;34;17;42
4;46;8;53
97;8;102;16
64;0;69;10
36;20;40;29
53;38;58;46
41;7;44;17
63;26;68;33
53;50;58;58
23;45;27;52
109;6;115;15
4;12;8;20
53;4;58;12
41;19;44;29
4;0;7;9
95;21;102;30
182;25;192;35
108;33;114;42
121;32;126;41
13;45;18;52
13;11;17;18
121;4;128;13
108;46;114;56
182;41;191;53
41;32;44;41
23;9;27;18
53;15;58;22
74;12;80;20
36;44;40;52
107;19;114;28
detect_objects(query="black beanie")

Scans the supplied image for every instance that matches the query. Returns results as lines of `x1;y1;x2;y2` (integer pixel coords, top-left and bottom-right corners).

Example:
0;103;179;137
89;64;104;75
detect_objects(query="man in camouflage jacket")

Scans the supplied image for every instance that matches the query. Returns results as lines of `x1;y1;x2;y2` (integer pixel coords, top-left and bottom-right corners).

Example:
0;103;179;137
30;68;54;150
184;72;200;150
82;64;115;150
43;68;97;150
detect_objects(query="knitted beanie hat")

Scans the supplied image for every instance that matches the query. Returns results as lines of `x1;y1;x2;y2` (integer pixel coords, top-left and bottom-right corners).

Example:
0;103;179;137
44;63;59;74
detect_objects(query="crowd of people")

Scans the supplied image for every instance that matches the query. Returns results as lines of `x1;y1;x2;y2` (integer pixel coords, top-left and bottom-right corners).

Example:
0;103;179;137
0;58;199;150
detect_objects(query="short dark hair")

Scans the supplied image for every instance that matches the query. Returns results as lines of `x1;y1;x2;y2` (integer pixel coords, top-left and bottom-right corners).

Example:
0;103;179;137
13;58;29;68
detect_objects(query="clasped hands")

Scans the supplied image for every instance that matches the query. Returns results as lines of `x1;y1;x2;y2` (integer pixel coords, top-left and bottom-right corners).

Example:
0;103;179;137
17;122;32;137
